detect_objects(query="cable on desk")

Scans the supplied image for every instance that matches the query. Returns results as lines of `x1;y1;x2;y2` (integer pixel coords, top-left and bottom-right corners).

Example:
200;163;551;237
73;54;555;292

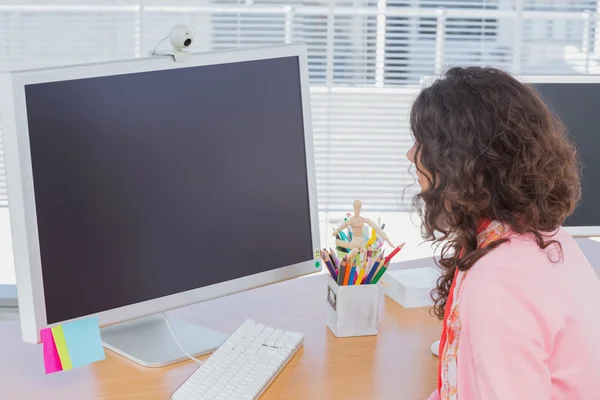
161;312;204;365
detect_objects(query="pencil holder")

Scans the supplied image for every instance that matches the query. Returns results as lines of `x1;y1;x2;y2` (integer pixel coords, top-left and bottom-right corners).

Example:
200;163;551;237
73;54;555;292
325;277;380;338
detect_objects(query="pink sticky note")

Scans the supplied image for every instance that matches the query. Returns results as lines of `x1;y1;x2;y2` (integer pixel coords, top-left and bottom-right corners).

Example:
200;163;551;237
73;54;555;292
40;328;63;374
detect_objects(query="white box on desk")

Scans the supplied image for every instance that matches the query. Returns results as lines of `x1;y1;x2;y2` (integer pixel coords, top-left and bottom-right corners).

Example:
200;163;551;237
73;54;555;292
325;277;380;338
383;267;440;308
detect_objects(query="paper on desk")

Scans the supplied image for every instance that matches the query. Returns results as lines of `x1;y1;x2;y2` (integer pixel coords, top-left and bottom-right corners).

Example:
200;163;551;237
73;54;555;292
62;316;105;368
41;315;105;374
51;325;73;371
40;328;63;374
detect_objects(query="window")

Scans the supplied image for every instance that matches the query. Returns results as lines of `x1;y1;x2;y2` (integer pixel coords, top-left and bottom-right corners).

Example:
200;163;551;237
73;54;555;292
1;1;599;280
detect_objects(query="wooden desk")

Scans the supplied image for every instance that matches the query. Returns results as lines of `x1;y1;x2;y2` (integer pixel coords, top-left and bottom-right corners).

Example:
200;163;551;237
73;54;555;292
3;238;600;400
0;258;442;400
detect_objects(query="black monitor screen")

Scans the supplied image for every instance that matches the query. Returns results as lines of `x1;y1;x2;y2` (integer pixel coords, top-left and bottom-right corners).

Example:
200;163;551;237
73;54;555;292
532;83;600;228
24;56;313;324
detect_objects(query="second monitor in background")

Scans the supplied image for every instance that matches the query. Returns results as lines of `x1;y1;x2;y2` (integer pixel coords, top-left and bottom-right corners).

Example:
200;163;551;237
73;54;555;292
525;76;600;236
422;74;600;237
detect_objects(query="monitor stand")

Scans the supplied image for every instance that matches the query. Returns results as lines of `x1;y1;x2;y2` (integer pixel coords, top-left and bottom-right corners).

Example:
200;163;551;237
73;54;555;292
100;314;227;367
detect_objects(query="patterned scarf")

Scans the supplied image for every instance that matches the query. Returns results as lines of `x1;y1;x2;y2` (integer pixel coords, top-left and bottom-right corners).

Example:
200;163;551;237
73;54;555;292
437;220;510;399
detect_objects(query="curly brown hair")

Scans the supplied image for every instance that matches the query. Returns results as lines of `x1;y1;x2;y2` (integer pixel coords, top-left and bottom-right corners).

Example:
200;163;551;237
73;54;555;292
410;67;582;320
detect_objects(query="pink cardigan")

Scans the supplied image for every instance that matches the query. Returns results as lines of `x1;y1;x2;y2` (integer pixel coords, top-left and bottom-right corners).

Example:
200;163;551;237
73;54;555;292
428;228;600;399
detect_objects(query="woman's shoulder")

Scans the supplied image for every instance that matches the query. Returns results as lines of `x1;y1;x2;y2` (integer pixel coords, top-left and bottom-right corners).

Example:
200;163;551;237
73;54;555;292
459;227;596;322
471;227;588;275
458;228;600;353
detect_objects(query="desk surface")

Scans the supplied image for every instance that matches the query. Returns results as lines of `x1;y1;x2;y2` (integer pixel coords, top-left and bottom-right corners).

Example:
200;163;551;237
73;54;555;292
0;257;441;400
2;239;599;400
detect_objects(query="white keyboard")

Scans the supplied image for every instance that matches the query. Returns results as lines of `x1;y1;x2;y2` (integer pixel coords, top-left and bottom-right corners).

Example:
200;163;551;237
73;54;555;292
171;319;304;400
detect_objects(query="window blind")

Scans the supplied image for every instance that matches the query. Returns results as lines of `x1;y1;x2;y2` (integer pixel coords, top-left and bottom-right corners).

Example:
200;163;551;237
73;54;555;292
0;0;598;211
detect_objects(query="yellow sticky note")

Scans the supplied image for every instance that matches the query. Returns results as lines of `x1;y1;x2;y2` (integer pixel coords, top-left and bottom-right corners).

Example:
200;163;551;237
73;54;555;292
51;325;73;370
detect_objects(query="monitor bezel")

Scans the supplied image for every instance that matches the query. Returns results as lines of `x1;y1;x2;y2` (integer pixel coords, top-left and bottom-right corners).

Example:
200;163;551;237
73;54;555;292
0;44;321;344
420;74;600;238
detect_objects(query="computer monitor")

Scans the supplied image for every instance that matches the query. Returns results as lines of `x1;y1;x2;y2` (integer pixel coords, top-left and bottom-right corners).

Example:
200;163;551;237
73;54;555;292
0;44;320;366
522;76;600;237
420;74;600;237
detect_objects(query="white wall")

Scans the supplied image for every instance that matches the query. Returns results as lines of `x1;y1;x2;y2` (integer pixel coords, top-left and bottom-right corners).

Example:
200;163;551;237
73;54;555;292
322;211;437;262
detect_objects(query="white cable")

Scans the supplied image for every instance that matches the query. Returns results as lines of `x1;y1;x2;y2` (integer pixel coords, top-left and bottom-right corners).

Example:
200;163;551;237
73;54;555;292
150;36;169;56
162;312;204;364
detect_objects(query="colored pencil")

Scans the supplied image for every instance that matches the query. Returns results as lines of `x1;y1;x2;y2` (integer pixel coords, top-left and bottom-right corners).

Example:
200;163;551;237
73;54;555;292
371;261;390;284
339;231;349;241
321;250;338;282
322;249;333;268
343;259;352;285
363;252;384;284
355;265;366;285
384;243;405;265
337;259;347;285
329;248;340;268
362;255;374;284
361;257;372;283
366;263;383;285
348;266;356;285
369;251;388;284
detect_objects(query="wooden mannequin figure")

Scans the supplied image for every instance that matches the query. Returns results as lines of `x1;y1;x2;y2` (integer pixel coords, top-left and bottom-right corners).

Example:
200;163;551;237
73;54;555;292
332;200;395;259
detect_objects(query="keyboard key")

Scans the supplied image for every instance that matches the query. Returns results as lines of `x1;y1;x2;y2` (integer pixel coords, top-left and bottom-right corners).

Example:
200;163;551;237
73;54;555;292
172;392;188;400
243;373;273;397
262;327;274;336
239;320;255;332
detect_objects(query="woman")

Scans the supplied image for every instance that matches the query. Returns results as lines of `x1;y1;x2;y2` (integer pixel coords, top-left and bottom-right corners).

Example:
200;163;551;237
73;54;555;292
407;67;600;399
